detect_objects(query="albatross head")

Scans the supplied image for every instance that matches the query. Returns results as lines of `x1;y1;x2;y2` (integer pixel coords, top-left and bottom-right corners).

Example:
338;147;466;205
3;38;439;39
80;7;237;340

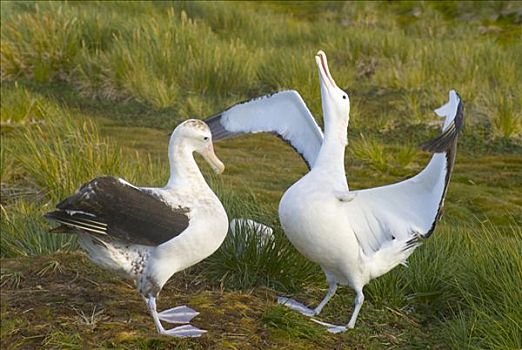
315;51;350;135
170;119;225;174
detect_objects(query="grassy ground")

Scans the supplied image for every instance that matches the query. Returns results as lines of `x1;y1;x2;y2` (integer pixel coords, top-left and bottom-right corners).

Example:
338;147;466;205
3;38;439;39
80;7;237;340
1;1;522;349
0;253;443;349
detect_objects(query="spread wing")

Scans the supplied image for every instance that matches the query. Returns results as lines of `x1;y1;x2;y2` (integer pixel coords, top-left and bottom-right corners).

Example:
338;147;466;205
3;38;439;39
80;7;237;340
206;90;323;169
344;91;463;256
44;176;190;246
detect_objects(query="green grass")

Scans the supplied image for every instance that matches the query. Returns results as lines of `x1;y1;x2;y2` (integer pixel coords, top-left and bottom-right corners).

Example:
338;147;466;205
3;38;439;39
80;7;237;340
0;83;48;126
204;223;319;292
483;90;522;139
1;1;521;349
2;1;521;140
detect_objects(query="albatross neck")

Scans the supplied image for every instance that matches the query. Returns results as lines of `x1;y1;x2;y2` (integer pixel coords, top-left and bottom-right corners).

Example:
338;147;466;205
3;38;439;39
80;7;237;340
166;140;208;189
313;116;349;188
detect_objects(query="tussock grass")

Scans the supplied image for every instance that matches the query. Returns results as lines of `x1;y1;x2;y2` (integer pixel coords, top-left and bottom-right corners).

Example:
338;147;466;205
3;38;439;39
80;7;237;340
0;200;76;257
5;102;163;202
75;7;258;112
202;181;318;291
2;1;520;142
0;83;48;126
364;223;522;349
0;139;17;187
349;134;419;174
0;3;82;83
482;91;522;139
204;222;318;292
350;135;389;172
440;225;522;349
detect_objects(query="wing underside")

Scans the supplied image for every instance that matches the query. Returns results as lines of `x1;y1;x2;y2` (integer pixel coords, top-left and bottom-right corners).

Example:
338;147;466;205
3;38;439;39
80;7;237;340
206;90;324;169
345;91;464;257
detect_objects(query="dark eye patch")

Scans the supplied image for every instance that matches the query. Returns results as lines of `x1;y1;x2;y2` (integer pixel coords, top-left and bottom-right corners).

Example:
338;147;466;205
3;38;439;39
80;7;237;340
203;137;209;141
342;95;347;99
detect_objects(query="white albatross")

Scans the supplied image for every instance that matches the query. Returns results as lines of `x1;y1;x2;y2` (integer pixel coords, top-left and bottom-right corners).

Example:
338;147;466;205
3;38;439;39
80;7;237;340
45;119;229;337
205;51;464;332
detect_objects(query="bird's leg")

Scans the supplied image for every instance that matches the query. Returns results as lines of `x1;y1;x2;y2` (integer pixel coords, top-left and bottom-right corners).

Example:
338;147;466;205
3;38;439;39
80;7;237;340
146;296;206;337
322;289;364;334
147;296;166;333
279;270;337;317
313;280;337;315
347;289;365;329
312;289;365;334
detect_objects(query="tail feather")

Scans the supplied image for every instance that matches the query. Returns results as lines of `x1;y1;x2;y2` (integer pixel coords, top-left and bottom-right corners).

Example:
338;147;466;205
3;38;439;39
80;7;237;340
369;235;422;279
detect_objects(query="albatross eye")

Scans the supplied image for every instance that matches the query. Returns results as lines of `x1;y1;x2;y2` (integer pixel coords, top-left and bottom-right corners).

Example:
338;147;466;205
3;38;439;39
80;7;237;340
342;95;347;100
203;136;209;141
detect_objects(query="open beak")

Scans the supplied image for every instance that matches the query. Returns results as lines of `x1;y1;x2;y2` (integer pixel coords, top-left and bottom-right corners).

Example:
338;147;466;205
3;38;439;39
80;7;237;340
315;50;338;92
201;143;225;174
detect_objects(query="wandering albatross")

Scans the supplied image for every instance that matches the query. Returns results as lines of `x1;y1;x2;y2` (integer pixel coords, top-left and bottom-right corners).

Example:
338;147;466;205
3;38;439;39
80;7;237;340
44;119;229;337
205;51;464;332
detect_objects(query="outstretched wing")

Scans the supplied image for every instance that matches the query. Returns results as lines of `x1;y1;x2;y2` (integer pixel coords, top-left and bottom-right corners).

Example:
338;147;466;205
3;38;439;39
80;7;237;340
45;176;190;246
345;91;464;256
206;90;323;169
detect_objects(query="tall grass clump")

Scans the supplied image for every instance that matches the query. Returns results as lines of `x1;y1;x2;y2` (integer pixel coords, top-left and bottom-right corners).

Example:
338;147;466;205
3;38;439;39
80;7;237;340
0;201;77;258
366;222;522;349
0;83;48;126
0;140;17;187
440;225;522;349
3;88;166;203
483;91;522;139
204;219;318;292
75;7;258;111
202;181;319;291
12;115;121;202
365;226;461;310
350;135;389;173
0;3;82;83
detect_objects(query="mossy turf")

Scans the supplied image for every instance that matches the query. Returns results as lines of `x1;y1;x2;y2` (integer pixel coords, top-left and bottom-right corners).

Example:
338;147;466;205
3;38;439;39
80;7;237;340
2;253;446;349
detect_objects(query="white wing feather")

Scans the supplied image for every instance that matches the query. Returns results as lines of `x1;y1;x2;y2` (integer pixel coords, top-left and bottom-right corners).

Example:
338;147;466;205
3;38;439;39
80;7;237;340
207;90;323;168
344;91;462;257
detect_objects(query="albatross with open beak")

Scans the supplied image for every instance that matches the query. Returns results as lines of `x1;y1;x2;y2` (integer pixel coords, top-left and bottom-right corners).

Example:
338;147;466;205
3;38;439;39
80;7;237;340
45;119;228;337
205;51;464;332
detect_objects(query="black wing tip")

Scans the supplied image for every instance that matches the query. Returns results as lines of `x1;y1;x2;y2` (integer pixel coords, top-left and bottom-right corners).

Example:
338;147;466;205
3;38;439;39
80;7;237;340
205;113;237;141
44;212;73;233
44;210;107;235
44;211;72;233
421;99;464;153
44;210;60;221
402;233;422;252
